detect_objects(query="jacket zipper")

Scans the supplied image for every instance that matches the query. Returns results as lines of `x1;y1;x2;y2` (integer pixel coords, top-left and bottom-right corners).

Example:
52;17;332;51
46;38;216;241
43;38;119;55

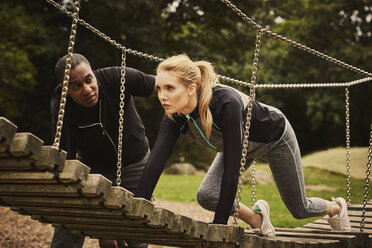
78;100;118;156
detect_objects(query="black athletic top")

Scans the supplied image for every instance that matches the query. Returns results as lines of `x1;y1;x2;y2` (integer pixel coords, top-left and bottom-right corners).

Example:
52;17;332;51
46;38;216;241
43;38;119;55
51;66;155;182
135;85;285;224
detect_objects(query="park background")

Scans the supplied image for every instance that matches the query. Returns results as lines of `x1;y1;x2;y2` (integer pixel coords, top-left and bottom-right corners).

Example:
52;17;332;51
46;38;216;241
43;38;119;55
0;1;371;247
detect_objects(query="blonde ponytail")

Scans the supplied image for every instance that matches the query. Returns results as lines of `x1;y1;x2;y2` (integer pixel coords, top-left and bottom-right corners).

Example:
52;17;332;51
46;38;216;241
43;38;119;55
194;61;217;138
157;54;218;138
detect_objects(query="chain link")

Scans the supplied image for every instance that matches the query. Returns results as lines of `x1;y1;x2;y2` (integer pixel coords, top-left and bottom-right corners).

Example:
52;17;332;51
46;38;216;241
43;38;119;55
233;30;262;226
53;0;80;148
250;161;256;206
116;49;127;186
218;76;372;89
218;0;372;78
360;124;372;232
345;87;351;204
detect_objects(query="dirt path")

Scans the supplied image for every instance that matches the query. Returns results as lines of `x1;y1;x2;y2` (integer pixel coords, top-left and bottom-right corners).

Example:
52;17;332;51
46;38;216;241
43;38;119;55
0;200;214;248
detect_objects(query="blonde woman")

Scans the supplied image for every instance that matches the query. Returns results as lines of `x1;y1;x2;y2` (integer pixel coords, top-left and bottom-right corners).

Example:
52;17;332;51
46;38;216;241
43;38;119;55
135;54;351;236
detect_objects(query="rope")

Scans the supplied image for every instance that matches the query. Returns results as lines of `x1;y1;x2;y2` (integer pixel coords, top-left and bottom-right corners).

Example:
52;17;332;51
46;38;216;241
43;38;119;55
45;0;372;89
53;0;80;148
233;30;262;226
360;124;372;232
218;0;372;78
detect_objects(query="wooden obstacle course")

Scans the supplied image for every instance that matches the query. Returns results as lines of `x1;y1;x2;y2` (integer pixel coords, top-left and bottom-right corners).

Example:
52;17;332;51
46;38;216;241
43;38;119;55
0;116;371;247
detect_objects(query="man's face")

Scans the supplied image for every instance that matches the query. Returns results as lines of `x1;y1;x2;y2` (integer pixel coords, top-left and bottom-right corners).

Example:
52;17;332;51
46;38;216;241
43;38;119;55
67;62;99;108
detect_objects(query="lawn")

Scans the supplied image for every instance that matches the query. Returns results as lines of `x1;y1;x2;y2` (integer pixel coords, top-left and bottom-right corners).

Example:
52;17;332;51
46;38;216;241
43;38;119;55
153;147;369;228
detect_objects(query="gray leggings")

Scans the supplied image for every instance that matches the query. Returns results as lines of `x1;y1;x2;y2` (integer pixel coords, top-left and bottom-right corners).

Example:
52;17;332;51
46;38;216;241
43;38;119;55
197;120;328;219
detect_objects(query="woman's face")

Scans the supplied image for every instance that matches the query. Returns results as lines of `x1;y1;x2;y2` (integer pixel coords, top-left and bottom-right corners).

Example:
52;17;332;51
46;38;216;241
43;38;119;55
156;70;196;115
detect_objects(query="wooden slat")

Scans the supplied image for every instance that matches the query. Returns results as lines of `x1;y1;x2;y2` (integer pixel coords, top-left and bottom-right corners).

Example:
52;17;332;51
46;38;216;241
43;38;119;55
348;204;372;212
0;171;57;183
9;133;43;158
125;197;154;220
58;160;90;185
146;207;176;229
0;146;66;171
348;210;372;217
0;117;17;154
312;218;372;229
0;184;80;196
275;229;356;248
103;186;132;210
34;146;66;171
80;174;112;198
0;195;103;208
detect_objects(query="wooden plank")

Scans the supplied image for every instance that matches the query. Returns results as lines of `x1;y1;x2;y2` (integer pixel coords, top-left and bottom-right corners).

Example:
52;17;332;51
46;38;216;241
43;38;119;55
349;216;372;224
348;210;372;217
190;220;209;239
32;214;147;226
0;184;80;196
58;160;90;185
205;224;231;242
169;214;193;236
125;197;154;220
275;230;356;248
0;171;57;183
103;186;132;210
0;195;103;208
11;205;125;218
80;174;112;198
348;204;372;212
146;207;176;229
34;146;66;171
9;133;43;158
0;117;17;154
70;229;207;247
313;218;372;229
0;146;66;171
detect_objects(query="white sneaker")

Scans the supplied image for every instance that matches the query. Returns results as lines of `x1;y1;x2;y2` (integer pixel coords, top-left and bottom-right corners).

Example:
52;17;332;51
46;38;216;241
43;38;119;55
251;200;276;237
326;197;351;232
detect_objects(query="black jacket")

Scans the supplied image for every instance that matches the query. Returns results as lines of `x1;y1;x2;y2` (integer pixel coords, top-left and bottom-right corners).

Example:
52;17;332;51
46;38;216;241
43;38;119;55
51;66;155;182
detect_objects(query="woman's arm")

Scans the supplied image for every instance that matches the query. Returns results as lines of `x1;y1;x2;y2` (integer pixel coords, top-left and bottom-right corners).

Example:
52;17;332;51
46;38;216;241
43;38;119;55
212;97;243;224
135;115;180;200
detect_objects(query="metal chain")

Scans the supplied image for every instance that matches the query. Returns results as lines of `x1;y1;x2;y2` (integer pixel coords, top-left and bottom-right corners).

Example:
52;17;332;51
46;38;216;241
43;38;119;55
218;0;372;78
218;76;372;89
345;87;351;204
250;160;256;207
53;0;80;148
233;30;262;226
360;124;372;232
45;0;372;89
116;49;127;186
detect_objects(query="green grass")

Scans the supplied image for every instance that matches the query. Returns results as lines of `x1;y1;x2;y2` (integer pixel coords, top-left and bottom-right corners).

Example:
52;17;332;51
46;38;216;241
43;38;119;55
302;147;369;179
153;147;368;228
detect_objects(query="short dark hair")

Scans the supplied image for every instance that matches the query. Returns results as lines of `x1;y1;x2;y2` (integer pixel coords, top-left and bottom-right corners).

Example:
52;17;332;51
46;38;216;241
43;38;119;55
55;53;90;83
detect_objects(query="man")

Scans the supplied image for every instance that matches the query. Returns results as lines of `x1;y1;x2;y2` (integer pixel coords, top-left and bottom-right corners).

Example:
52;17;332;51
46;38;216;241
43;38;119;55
50;53;156;248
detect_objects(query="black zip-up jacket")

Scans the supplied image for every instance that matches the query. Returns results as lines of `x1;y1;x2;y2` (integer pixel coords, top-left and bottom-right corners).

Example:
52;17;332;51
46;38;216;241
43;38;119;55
135;84;285;224
51;67;155;182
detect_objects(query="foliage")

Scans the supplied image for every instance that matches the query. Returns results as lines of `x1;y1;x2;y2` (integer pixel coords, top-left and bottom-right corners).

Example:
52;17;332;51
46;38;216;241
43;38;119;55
1;0;371;156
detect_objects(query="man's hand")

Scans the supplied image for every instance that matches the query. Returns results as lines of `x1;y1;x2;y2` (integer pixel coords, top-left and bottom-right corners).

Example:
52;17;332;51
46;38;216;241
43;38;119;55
99;239;127;248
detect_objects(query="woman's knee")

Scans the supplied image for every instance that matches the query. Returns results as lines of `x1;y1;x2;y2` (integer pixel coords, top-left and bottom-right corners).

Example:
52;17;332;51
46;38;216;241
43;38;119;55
196;188;217;211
